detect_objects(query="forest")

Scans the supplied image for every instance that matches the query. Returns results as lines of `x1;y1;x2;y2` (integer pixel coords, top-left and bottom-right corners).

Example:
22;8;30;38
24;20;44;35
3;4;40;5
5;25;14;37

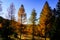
0;0;60;40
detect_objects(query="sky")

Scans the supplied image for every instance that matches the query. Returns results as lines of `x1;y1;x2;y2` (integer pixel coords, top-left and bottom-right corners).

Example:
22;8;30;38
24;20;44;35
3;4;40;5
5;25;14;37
0;0;58;21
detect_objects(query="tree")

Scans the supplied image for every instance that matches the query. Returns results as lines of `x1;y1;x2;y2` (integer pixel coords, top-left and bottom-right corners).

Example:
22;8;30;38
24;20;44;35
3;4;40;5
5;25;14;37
29;9;37;40
18;4;26;24
39;1;52;39
53;0;60;40
48;8;56;40
7;3;15;20
18;4;26;39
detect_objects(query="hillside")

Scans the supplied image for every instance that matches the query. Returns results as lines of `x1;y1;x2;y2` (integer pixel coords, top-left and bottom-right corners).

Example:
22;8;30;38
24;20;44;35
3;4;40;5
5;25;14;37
0;16;42;40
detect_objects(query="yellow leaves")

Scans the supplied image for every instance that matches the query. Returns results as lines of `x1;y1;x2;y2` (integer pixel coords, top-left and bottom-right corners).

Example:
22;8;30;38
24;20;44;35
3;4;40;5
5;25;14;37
39;1;52;36
0;23;2;28
18;5;25;16
20;8;25;13
26;26;33;34
41;29;45;36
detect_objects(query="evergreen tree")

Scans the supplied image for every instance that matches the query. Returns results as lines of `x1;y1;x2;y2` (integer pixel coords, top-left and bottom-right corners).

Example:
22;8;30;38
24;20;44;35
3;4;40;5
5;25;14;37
39;1;52;38
53;0;60;40
29;9;37;24
56;0;60;16
48;8;56;40
29;9;37;40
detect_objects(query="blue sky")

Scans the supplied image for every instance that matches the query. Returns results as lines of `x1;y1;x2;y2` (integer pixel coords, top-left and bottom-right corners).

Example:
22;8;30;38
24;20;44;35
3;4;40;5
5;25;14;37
0;0;58;21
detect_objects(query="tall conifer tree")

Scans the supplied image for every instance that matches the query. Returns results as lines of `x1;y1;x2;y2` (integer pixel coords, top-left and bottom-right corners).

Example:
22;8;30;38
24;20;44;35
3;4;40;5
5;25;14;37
54;0;60;39
29;9;37;39
39;1;52;37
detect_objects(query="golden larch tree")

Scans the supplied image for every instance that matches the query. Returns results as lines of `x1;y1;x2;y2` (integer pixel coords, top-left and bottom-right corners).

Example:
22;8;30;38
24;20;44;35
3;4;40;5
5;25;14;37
39;1;52;37
18;4;26;24
18;4;26;39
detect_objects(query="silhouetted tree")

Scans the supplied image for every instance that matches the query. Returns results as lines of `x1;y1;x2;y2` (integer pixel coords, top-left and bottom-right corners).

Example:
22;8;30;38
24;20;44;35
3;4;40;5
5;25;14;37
48;8;56;40
52;0;60;40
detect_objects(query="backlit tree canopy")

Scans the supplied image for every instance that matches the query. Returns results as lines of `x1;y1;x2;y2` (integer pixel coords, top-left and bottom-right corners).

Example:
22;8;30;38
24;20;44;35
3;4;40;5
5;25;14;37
39;1;52;36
